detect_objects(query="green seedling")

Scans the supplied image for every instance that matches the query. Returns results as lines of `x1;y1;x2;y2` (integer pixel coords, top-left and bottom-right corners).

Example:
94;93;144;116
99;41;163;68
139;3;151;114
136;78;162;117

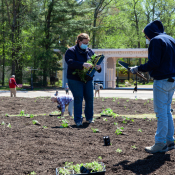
122;120;127;124
138;129;142;132
135;98;138;100
1;121;5;125
116;148;122;153
5;113;8;117
131;145;137;149
147;100;149;103
43;126;48;129
113;98;115;102
131;119;134;122
114;122;118;125
151;98;153;100
91;128;99;133
124;106;126;108
20;110;25;116
7;123;11;128
126;100;129;102
102;98;104;101
30;171;36;175
98;156;102;160
103;118;107;121
30;114;34;118
116;98;118;100
118;102;119;104
144;102;146;105
125;117;130;120
32;120;39;125
115;128;122;135
57;116;60;119
61;119;69;128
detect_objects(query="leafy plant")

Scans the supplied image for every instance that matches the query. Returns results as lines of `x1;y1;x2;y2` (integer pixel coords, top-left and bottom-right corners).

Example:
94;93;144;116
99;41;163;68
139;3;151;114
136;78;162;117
32;120;39;125
138;129;142;132
1;121;5;125
30;114;34;118
72;54;101;83
116;148;122;153
98;156;102;160
43;126;48;129
131;145;137;149
5;113;8;117
147;100;149;103
20;110;25;116
118;102;119;104
115;128;123;135
103;118;107;121
122;120;127;124
100;108;115;116
30;171;36;175
61;120;69;128
58;167;70;175
114;122;118;125
7;123;11;128
91;128;99;133
126;100;129;102
131;119;134;122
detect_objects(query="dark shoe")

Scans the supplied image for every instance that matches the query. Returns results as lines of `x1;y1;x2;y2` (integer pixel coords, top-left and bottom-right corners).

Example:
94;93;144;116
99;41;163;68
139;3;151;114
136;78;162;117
167;141;175;151
145;143;168;153
76;122;83;127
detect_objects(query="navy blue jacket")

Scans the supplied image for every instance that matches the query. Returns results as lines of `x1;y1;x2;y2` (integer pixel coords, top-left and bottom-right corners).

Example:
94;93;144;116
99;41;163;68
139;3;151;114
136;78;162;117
138;20;175;80
65;44;101;81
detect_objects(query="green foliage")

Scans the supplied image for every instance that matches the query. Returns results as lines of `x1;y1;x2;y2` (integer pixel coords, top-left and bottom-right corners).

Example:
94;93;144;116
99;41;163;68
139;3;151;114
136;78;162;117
32;120;39;125
138;129;142;132
91;128;99;133
116;148;122;153
72;54;101;83
1;121;5;125
7;123;11;128
61;120;69;128
131;145;137;149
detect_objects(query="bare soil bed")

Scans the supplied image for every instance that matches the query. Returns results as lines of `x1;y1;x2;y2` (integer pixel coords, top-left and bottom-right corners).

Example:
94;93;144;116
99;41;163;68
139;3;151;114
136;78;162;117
0;97;175;175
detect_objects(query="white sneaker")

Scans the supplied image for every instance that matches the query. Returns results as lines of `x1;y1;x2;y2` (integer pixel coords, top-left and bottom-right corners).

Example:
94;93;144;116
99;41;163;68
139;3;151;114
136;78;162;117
145;143;168;153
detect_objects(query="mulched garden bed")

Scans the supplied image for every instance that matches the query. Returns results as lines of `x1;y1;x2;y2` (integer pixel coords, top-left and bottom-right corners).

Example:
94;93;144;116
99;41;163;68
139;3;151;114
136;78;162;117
0;97;175;175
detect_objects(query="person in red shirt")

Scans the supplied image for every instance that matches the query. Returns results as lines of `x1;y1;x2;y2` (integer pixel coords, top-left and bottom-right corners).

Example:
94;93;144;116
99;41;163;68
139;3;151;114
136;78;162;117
9;75;18;97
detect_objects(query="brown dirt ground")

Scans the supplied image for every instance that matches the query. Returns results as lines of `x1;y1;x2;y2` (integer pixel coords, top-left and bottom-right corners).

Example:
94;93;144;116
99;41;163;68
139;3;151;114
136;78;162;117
0;97;175;175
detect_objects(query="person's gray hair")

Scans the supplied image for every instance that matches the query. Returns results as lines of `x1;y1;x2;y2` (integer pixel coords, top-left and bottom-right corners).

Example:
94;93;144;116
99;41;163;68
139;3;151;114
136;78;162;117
11;75;15;78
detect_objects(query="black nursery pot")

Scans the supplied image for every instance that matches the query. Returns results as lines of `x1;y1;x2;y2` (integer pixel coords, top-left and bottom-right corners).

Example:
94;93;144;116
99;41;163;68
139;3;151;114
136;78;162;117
103;136;110;146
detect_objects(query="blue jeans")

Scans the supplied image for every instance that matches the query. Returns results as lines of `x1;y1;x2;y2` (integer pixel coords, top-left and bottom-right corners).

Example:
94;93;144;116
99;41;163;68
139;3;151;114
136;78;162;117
153;78;175;144
68;79;94;124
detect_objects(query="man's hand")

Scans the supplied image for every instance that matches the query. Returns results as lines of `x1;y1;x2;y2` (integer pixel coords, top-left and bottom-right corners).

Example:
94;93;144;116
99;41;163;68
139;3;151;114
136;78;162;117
83;63;92;69
95;65;101;70
130;66;138;74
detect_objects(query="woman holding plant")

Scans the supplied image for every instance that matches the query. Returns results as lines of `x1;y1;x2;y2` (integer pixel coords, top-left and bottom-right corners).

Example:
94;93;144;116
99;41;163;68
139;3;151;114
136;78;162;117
65;33;102;127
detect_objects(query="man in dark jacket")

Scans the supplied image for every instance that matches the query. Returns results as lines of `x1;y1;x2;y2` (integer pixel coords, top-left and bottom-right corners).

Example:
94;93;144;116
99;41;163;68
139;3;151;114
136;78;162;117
131;20;175;153
65;33;102;127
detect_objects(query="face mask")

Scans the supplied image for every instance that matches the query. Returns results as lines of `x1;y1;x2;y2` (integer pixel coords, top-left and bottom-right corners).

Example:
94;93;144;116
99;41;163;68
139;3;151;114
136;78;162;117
80;43;88;50
146;39;150;45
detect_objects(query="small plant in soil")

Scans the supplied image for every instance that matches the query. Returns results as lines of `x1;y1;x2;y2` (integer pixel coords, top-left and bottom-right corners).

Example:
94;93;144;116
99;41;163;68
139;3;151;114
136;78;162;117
118;102;119;104
131;119;134;122
115;128;123;135
30;114;34;118
61;119;69;128
138;129;142;132
1;121;5;125
114;122;118;125
103;118;107;121
91;128;99;133
126;100;129;102
7;123;11;128
43;126;48;129
100;108;114;116
30;171;36;175
98;156;102;160
131;145;137;149
32;120;39;125
51;111;60;115
5;113;8;117
58;167;70;175
147;100;150;103
122;120;127;124
102;98;104;101
20;110;25;116
113;98;115;102
116;148;122;153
